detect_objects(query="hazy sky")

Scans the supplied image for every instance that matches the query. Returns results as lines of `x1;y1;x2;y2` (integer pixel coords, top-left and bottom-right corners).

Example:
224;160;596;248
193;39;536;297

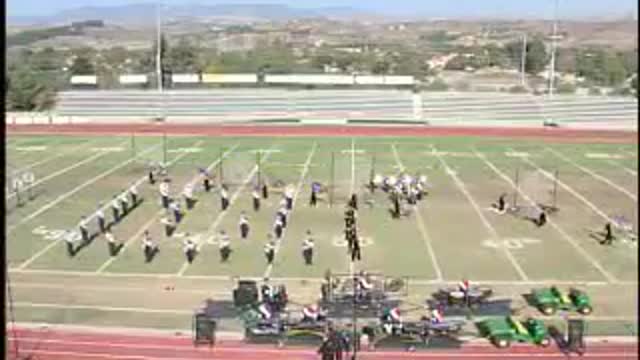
8;0;639;18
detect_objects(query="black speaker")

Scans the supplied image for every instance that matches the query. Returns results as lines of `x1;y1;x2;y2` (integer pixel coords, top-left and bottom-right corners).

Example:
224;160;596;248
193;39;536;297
193;312;216;346
567;319;585;354
234;280;259;307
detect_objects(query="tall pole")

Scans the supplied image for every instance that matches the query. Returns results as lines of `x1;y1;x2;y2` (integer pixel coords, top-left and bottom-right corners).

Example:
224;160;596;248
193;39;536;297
552;169;559;209
156;3;163;94
257;151;261;187
6;267;20;359
513;166;520;208
370;154;376;184
548;0;559;99
351;268;358;360
520;33;527;87
163;132;167;165
330;152;335;208
219;147;224;185
131;133;136;159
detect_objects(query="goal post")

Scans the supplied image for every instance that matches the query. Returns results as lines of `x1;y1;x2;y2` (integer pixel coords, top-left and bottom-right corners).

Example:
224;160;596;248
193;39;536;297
513;165;559;212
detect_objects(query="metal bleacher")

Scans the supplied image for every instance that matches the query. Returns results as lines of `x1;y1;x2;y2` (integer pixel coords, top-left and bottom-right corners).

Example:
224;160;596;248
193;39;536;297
53;89;638;128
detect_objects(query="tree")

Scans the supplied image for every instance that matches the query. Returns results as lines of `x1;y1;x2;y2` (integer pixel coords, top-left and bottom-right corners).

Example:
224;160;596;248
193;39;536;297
423;78;449;91
576;49;606;84
618;50;638;76
372;60;391;75
577;49;629;86
167;39;200;73
603;53;628;86
394;55;429;77
7;64;56;111
556;82;576;94
632;75;638;97
69;55;95;75
505;37;548;74
311;54;335;71
485;44;511;68
103;46;129;69
524;37;548;75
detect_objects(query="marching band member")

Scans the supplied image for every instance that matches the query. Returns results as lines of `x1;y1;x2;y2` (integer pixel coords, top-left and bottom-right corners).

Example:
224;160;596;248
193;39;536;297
239;211;250;239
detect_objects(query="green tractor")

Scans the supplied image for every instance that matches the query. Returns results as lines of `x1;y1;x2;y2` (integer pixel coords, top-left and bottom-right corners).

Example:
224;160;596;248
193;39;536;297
476;316;551;349
530;287;593;316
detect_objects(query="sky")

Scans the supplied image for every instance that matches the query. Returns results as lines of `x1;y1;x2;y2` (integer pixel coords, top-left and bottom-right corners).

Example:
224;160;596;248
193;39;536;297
8;0;639;19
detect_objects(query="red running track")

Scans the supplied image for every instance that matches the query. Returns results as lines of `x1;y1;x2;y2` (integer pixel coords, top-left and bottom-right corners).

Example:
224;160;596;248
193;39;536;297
6;327;638;360
6;123;638;144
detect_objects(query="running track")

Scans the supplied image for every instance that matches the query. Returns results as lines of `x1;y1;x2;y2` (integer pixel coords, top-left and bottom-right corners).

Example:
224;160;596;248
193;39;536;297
6;327;639;360
6;123;638;144
6;123;637;359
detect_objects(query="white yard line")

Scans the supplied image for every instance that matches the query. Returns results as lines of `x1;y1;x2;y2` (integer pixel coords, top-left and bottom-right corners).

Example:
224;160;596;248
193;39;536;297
8;138;98;176
607;160;638;177
263;143;317;279
431;145;529;281
546;147;637;201
620;149;637;158
96;142;235;274
11;282;223;295
391;144;444;281
6;140;128;201
8;268;637;286
474;150;618;284
13;144;167;270
12;302;192;315
176;145;277;276
9;144;162;235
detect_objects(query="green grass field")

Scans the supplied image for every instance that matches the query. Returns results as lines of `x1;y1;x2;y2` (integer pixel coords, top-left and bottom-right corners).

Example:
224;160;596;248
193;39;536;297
5;133;638;336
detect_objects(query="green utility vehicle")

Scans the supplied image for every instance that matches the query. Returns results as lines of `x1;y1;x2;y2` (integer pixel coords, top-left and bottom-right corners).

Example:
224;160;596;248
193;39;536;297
531;286;593;315
476;316;551;348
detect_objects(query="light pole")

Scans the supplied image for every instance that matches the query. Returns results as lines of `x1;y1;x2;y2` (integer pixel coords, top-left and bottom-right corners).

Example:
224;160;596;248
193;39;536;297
155;3;167;123
156;3;163;94
548;0;559;99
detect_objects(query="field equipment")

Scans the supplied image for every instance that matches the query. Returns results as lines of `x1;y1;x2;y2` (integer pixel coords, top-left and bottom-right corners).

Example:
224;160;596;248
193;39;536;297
320;272;408;311
530;287;592;315
428;286;494;310
364;315;465;348
240;305;338;345
239;306;285;338
260;283;288;313
476;316;551;348
509;167;560;223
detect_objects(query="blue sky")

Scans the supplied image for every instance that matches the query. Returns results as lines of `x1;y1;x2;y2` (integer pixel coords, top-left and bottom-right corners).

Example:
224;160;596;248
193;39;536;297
8;0;638;18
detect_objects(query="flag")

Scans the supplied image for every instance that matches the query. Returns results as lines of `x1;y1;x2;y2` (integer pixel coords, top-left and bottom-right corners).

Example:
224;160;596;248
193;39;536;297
431;309;443;324
458;280;470;292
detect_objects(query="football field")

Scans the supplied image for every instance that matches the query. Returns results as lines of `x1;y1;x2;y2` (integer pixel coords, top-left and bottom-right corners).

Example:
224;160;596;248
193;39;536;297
5;132;638;336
